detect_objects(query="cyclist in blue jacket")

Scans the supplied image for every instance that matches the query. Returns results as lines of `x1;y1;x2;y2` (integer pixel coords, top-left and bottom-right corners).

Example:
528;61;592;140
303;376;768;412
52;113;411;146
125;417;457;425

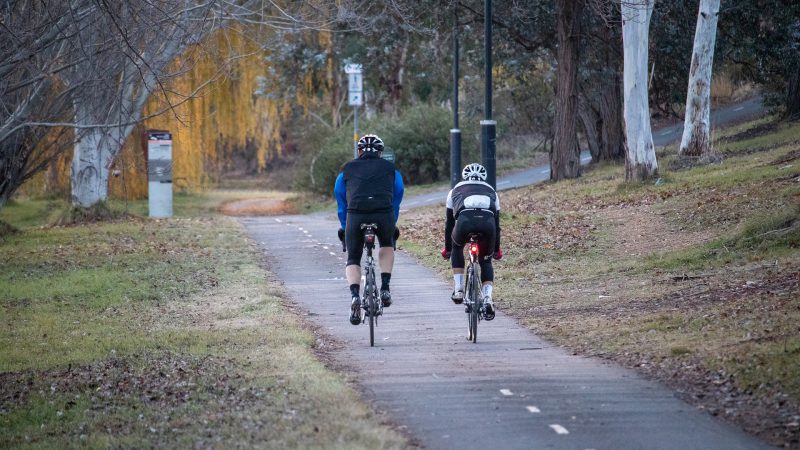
334;134;404;325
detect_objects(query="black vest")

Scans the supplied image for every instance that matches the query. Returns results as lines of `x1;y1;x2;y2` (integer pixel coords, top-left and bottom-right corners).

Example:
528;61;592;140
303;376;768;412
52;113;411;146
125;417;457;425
342;154;396;212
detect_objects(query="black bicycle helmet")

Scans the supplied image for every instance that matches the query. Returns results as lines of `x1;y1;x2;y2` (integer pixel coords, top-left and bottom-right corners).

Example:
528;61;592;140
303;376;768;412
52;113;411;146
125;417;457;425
357;134;384;153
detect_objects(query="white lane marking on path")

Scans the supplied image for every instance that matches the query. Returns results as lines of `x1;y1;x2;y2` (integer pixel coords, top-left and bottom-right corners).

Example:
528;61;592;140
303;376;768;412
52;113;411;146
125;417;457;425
500;389;514;396
274;218;282;223
549;424;569;435
526;406;541;413
329;252;336;256
659;129;675;136
323;246;329;250
298;227;304;230
497;180;511;185
734;106;745;111
581;156;592;162
539;169;550;174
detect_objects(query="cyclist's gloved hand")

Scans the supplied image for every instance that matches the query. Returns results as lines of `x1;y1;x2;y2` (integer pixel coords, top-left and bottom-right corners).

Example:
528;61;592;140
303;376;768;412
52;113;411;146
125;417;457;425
494;247;503;260
441;247;451;259
337;228;345;242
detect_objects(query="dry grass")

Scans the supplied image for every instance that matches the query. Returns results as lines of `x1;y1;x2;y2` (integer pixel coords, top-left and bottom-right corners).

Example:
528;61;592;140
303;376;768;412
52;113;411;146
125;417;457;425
399;117;800;448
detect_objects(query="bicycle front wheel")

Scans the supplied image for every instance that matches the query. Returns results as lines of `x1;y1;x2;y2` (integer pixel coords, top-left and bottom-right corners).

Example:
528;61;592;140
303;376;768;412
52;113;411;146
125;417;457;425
368;294;376;347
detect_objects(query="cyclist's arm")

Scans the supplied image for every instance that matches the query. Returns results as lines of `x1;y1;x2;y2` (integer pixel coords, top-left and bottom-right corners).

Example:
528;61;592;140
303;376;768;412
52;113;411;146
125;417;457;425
495;212;501;252
444;189;455;250
495;193;501;252
392;170;404;222
445;208;455;251
334;172;347;229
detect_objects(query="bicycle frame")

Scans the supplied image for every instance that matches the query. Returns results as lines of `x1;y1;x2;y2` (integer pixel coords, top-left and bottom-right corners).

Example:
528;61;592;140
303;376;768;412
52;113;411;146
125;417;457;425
464;234;483;343
361;223;381;346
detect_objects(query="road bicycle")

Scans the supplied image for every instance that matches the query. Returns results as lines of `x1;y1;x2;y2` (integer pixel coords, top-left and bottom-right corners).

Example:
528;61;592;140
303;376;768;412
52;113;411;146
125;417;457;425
353;223;381;347
464;233;485;343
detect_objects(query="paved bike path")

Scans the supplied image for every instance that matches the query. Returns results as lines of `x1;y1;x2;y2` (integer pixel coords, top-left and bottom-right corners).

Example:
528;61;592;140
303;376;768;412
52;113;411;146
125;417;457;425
241;214;770;450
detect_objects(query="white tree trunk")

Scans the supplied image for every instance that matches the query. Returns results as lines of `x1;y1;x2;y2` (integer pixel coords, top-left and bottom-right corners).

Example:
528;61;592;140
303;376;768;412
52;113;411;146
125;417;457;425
70;125;117;208
622;0;658;181
679;0;720;157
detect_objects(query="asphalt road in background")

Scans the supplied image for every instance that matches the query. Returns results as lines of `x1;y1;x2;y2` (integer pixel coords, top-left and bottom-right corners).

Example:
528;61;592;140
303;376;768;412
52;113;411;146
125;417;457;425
239;96;770;449
403;95;765;209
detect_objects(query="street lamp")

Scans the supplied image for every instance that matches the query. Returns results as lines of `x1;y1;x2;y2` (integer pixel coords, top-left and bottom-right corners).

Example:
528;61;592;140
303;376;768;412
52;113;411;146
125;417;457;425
481;0;496;189
451;2;461;187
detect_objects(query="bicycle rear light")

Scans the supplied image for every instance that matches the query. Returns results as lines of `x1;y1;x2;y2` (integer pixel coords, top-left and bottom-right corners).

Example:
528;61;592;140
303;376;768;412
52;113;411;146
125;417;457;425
366;234;375;244
470;243;479;254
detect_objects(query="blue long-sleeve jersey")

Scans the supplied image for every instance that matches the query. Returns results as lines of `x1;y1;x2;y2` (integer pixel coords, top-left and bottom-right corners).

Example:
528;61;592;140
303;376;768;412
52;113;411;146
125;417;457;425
334;169;404;230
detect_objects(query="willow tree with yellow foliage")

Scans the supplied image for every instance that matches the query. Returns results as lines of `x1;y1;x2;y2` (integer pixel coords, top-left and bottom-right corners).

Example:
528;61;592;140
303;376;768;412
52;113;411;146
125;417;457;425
65;0;361;208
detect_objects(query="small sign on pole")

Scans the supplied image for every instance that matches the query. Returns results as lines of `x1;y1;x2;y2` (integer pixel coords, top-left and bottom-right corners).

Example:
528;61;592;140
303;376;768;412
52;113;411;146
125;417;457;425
344;63;362;74
345;63;364;157
147;130;173;218
348;91;363;106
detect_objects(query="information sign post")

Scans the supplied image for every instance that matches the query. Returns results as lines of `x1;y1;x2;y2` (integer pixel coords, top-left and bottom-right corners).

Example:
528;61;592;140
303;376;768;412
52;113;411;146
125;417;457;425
147;130;173;218
346;63;363;158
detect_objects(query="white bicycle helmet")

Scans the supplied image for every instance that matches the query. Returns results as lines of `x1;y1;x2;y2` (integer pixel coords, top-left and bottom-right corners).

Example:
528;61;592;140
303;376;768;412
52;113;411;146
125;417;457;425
462;163;487;181
357;134;384;153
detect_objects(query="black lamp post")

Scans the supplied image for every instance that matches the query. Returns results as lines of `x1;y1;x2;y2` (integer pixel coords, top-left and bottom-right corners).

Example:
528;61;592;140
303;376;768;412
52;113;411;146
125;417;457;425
450;3;461;187
481;0;496;188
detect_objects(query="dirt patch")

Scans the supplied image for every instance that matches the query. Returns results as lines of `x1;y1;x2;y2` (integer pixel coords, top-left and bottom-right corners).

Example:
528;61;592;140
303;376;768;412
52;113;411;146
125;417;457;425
597;205;715;259
718;120;781;145
221;198;295;216
0;220;17;237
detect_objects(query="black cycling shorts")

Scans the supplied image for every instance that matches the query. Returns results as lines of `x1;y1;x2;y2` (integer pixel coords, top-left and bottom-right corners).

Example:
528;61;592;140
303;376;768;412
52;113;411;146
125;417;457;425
345;211;395;266
451;209;496;280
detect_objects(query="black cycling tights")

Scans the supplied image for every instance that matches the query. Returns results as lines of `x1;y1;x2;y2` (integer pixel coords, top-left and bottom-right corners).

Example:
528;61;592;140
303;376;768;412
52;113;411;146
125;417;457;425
451;245;494;283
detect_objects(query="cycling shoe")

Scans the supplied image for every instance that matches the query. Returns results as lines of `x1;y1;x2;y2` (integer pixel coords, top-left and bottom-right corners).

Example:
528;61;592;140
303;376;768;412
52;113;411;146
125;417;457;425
482;297;495;321
349;296;361;325
451;290;464;304
380;289;392;307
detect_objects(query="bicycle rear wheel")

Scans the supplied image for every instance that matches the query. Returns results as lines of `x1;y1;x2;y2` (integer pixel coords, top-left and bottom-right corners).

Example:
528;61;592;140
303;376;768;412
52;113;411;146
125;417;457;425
466;266;479;343
365;272;376;347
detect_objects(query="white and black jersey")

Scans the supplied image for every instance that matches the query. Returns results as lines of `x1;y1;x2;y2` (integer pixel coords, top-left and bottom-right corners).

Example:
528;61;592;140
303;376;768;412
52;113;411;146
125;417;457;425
445;180;500;217
444;180;501;254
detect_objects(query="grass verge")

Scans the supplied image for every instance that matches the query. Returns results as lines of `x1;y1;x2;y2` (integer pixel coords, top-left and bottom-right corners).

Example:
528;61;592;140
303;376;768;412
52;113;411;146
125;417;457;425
1;197;407;448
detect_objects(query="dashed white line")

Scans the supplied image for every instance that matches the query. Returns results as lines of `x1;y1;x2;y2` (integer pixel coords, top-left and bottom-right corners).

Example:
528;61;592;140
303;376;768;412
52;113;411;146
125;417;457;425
734;106;745;111
581;156;592;162
329;252;336;256
323;246;329;250
526;406;541;413
658;129;675;136
539;169;550;174
549;424;569;435
500;389;514;396
274;218;282;223
497;180;511;185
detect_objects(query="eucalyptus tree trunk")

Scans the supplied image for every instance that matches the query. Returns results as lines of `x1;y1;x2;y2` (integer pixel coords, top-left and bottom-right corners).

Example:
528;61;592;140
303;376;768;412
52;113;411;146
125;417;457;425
599;71;625;161
578;99;601;161
551;0;585;181
786;62;800;119
679;0;720;157
70;124;116;207
622;0;658;181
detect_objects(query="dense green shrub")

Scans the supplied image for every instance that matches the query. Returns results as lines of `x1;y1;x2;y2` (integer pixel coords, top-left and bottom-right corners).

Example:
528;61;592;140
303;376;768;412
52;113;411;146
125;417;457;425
378;104;452;185
297;105;463;195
